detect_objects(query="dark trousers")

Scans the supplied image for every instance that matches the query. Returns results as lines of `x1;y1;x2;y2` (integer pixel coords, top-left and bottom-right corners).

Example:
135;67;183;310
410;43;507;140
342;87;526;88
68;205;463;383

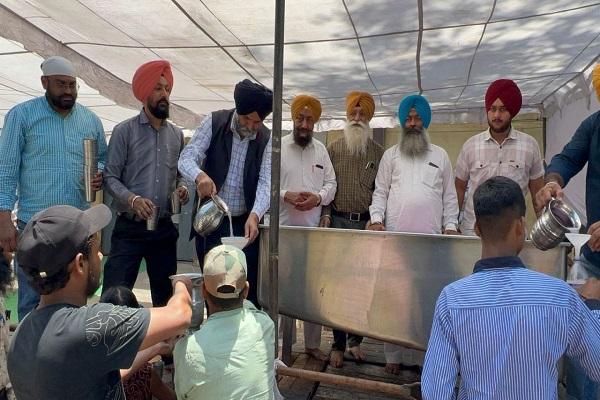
103;216;178;307
330;214;365;351
194;213;260;308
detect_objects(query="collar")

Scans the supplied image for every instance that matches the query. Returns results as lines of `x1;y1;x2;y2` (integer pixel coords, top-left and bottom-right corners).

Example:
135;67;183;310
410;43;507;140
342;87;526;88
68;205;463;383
473;256;526;273
139;108;166;128
484;127;517;143
44;94;76;118
286;133;315;149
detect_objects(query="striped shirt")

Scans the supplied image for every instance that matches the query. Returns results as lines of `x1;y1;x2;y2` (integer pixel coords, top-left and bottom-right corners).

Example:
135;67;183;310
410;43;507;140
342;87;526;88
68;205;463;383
422;256;600;400
455;128;544;234
178;114;271;218
0;96;106;222
325;137;384;214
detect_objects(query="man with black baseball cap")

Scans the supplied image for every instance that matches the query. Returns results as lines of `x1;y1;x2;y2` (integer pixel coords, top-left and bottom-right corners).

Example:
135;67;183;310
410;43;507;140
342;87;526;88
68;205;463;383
7;204;192;400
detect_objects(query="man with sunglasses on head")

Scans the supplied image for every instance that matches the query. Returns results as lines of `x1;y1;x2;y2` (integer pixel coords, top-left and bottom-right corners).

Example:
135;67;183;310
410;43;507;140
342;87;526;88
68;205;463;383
0;56;106;321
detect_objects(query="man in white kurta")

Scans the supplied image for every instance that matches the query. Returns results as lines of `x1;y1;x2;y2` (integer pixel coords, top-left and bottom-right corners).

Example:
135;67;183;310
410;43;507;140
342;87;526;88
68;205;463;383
368;94;459;374
279;95;337;361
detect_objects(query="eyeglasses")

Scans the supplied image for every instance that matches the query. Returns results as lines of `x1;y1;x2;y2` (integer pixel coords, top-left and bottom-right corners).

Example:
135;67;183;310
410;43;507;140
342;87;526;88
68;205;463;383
52;79;79;92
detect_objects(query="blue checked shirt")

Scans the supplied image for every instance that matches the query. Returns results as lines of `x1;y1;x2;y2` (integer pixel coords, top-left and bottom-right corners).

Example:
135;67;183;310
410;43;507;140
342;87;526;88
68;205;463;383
178;114;271;218
0;96;106;222
422;256;600;400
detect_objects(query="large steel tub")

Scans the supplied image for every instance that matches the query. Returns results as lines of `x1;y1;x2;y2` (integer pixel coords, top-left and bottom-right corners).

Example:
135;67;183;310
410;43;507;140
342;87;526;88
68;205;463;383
258;226;568;350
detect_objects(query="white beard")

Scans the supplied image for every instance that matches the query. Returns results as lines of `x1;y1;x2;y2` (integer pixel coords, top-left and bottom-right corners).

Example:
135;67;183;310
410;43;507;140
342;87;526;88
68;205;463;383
343;120;369;156
399;127;430;158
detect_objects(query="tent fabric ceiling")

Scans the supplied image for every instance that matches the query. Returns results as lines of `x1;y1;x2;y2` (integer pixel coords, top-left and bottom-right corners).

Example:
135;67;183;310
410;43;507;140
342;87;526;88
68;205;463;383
1;0;599;132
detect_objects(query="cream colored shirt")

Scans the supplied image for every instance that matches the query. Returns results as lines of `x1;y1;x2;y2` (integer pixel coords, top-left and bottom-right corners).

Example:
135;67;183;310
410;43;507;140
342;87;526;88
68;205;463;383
370;144;458;233
455;128;544;234
279;134;336;227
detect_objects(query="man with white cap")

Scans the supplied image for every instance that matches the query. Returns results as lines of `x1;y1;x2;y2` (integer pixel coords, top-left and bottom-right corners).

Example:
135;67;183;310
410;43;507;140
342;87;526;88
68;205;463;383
0;56;107;320
174;244;275;400
7;204;192;400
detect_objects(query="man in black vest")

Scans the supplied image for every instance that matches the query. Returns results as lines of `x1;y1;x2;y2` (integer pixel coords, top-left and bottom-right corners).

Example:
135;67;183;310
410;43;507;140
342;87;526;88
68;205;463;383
179;79;272;307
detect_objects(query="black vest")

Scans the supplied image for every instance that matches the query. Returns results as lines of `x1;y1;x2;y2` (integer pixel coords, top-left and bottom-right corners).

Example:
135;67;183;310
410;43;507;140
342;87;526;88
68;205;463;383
203;109;270;212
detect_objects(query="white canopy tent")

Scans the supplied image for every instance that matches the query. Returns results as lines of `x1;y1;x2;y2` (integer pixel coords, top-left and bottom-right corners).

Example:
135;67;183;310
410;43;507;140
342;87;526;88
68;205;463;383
0;0;598;216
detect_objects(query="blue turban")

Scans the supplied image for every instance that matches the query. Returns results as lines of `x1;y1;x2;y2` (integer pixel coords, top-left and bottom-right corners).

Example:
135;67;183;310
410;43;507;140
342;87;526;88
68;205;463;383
398;94;431;129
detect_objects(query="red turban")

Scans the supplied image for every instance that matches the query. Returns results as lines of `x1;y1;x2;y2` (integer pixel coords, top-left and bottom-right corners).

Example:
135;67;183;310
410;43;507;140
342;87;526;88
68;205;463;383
132;60;173;103
291;95;322;122
346;91;375;121
485;79;522;117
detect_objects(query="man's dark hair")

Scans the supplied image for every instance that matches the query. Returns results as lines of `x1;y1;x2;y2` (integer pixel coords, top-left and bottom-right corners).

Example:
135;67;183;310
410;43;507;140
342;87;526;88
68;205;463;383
205;291;244;311
100;286;141;308
474;176;526;241
0;247;13;296
20;236;94;295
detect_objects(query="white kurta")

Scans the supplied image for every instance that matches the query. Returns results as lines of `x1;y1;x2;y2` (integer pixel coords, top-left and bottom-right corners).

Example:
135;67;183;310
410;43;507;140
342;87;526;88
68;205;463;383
369;143;459;364
278;133;337;349
279;134;337;227
369;143;459;233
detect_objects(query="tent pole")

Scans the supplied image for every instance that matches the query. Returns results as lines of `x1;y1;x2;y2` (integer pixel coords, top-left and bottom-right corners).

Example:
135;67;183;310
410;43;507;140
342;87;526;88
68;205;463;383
269;0;285;357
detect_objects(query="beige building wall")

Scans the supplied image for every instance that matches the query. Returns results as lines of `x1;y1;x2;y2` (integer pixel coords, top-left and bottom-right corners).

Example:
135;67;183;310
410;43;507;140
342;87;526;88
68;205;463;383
324;113;544;229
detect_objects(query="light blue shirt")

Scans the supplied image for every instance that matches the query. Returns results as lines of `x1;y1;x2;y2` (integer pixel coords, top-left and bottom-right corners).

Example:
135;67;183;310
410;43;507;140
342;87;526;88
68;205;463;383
422;257;600;400
173;301;275;400
178;113;271;218
0;96;106;222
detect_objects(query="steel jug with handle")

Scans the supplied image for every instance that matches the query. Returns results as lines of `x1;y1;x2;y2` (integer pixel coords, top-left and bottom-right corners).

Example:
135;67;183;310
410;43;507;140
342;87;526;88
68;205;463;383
530;198;581;250
193;194;230;237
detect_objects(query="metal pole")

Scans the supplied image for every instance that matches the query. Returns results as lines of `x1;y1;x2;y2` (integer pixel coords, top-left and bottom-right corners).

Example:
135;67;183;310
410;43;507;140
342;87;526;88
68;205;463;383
276;367;418;399
269;0;285;356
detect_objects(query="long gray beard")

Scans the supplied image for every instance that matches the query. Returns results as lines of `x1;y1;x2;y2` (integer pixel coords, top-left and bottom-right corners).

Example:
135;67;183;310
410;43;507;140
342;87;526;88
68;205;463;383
343;121;369;156
400;127;430;158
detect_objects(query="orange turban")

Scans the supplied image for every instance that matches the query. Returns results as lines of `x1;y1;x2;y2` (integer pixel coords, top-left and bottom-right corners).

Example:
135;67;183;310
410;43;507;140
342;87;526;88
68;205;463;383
346;91;375;121
593;64;600;103
132;60;173;102
291;95;322;122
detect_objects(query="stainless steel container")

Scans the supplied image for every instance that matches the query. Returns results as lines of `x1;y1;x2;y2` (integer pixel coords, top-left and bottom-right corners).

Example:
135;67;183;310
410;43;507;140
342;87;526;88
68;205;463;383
146;206;160;231
83;139;98;202
193;194;229;237
170;272;204;332
170;191;181;214
530;198;581;250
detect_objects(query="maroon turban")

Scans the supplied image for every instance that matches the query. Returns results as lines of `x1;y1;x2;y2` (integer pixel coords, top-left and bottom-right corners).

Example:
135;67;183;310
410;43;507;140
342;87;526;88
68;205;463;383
132;60;173;103
485;79;522;117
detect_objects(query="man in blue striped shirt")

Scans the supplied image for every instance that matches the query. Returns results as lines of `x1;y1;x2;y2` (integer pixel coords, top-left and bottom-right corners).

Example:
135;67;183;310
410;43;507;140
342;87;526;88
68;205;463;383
422;176;600;399
0;56;106;320
178;79;272;307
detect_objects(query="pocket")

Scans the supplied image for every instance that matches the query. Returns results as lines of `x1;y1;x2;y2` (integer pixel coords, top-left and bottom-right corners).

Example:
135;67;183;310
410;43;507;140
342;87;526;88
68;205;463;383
422;165;439;188
471;160;490;183
359;163;378;190
312;165;325;187
166;149;179;169
507;159;524;170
